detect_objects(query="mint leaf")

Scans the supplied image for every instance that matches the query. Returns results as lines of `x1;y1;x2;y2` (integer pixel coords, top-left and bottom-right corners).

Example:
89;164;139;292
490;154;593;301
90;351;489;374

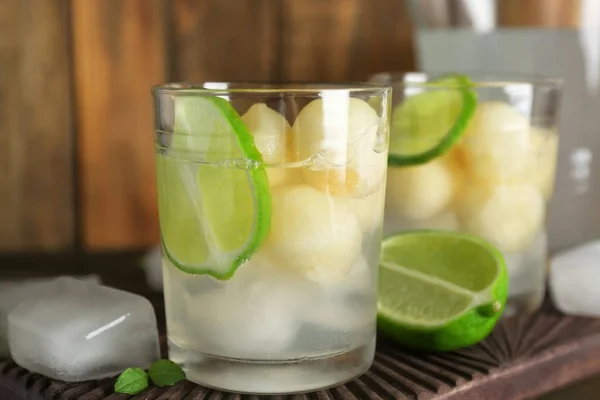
148;359;186;387
114;367;149;395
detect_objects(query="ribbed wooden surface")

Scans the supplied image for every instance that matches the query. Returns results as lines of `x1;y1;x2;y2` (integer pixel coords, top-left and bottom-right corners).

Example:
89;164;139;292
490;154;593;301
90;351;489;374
2;305;600;400
2;254;600;400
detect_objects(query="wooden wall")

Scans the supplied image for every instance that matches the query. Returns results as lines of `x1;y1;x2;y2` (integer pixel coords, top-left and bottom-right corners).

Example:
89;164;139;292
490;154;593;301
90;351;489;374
0;0;415;252
0;0;74;252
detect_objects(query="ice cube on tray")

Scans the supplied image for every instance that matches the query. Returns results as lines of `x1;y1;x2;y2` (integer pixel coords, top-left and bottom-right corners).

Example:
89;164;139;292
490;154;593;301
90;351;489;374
7;277;159;382
550;240;600;317
0;275;102;357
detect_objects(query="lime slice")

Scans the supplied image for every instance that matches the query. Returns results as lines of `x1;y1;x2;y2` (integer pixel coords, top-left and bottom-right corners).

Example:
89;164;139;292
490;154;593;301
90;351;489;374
156;96;271;280
377;230;508;352
388;74;477;166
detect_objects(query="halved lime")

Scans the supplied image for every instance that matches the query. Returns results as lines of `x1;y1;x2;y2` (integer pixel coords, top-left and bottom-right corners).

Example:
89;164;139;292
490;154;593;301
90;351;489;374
377;230;508;352
156;96;271;280
388;74;477;166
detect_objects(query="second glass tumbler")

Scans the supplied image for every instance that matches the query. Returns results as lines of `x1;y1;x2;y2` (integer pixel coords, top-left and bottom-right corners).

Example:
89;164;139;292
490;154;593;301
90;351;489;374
370;72;562;316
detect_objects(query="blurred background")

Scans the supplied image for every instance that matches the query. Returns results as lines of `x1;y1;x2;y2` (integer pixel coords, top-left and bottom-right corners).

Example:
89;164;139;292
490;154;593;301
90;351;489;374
1;0;600;398
2;0;599;256
1;0;416;254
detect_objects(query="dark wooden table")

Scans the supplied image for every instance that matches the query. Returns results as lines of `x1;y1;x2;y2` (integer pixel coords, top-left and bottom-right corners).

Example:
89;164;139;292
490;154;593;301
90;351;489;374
1;253;600;400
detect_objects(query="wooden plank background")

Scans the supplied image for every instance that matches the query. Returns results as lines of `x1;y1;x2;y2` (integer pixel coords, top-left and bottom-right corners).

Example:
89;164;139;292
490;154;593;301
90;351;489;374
281;0;414;81
72;0;168;250
498;0;581;27
0;0;74;252
171;0;280;82
1;0;418;252
0;0;587;252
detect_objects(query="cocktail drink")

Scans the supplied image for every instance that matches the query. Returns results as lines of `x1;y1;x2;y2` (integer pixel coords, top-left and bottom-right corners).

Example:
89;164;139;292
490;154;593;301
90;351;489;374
151;83;391;394
369;73;561;316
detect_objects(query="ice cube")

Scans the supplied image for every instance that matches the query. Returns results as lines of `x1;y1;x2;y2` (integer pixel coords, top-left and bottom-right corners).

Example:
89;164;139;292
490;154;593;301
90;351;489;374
320;255;375;295
8;277;159;382
550;240;600;317
0;275;102;357
304;294;376;334
385;160;455;221
186;257;310;359
304;256;377;333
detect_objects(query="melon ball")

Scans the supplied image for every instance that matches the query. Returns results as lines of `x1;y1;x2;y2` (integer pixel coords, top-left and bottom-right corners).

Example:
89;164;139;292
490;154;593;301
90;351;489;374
263;185;363;284
293;97;387;197
461;102;531;184
242;103;294;187
385;160;455;221
526;127;559;200
457;184;545;252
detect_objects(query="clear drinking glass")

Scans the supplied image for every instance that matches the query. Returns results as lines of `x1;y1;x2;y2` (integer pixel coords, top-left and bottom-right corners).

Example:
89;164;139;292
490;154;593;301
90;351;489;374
151;82;391;394
369;72;562;316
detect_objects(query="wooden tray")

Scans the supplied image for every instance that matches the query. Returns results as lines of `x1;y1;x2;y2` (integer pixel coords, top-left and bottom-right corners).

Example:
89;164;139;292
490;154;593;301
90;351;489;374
2;302;600;400
1;253;600;399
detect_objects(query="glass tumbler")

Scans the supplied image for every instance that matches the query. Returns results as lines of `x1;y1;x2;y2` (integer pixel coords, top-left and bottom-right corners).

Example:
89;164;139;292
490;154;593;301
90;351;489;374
152;82;391;394
370;72;562;316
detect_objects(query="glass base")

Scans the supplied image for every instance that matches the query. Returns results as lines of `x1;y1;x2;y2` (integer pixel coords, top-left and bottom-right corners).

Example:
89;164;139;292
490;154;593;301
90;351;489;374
168;338;375;395
504;290;545;317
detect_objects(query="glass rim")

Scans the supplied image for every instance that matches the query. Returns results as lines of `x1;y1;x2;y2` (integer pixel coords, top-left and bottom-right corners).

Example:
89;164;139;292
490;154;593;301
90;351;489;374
152;81;391;96
369;71;563;89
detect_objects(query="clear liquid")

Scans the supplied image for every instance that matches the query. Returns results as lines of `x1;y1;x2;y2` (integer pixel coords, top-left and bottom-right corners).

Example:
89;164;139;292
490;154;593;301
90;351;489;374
163;239;379;362
158;155;385;393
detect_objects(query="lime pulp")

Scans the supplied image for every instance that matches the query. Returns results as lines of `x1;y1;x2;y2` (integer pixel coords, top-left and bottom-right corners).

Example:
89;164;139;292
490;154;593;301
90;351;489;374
388;74;477;166
377;230;508;351
156;96;271;280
